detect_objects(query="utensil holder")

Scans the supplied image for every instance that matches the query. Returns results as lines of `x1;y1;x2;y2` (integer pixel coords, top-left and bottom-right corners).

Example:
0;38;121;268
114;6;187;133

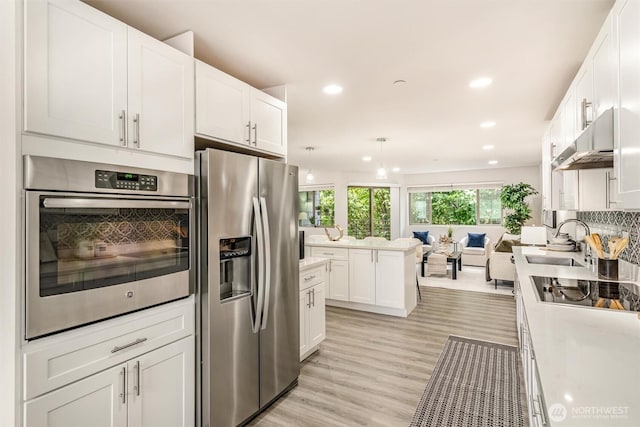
597;258;618;280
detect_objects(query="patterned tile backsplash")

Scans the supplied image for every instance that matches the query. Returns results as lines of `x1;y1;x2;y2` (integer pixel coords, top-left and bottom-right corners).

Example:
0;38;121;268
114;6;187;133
577;211;640;265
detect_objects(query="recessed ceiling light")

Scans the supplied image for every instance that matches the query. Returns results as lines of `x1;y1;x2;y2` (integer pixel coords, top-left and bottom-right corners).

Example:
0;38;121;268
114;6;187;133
323;84;343;95
393;80;407;86
488;160;498;165
469;77;493;88
482;145;495;150
392;167;400;172
362;156;372;162
480;121;496;128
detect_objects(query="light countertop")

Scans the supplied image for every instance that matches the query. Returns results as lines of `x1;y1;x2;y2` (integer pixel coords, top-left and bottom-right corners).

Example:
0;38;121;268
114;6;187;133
513;246;640;426
305;239;419;252
299;256;329;271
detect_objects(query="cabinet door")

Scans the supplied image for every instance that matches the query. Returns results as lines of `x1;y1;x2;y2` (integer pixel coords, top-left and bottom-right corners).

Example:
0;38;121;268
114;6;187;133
328;259;349;301
560;170;579;210
250;89;287;156
575;64;594;134
374;251;405;308
541;131;552;210
348;249;375;304
128;28;194;159
308;283;326;347
578;168;617;210
562;90;577;149
299;290;309;358
128;337;194;427
24;0;127;146
195;61;250;145
592;17;616;116
24;364;127;427
615;0;640;208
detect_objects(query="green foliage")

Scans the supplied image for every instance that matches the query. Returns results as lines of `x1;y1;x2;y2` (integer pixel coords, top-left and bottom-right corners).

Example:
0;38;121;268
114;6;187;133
431;190;476;225
318;190;335;226
500;183;538;234
347;187;390;239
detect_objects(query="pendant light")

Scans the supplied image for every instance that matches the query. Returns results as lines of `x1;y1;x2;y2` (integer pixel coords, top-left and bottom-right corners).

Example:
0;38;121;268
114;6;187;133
305;147;315;183
375;138;388;179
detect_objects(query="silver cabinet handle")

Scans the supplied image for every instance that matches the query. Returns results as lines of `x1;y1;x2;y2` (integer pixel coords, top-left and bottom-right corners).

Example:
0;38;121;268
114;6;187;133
252;123;258;145
376;250;379;263
312;288;315;307
133;113;140;148
323;252;334;256
246;121;252;144
306;290;311;308
134;361;140;396
111;337;147;353
581;98;592;130
304;275;316;282
119;110;127;146
119;366;126;404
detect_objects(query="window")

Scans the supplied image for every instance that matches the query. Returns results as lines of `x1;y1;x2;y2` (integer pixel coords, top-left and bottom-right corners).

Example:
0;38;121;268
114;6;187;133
298;188;335;227
408;187;502;225
347;186;391;239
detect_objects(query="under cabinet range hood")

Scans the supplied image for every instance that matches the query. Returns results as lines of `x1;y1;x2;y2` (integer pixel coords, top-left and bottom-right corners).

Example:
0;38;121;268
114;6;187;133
552;107;614;171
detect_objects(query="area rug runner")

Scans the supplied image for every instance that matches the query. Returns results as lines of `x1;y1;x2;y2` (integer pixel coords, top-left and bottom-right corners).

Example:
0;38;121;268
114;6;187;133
410;335;524;427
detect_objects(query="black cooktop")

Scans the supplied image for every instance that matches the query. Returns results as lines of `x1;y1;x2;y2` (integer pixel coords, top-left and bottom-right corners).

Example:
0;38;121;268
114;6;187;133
531;276;640;312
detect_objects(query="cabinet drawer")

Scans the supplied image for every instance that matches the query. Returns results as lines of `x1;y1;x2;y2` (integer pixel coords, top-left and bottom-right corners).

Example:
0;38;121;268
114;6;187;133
23;296;194;400
310;247;348;260
300;265;325;291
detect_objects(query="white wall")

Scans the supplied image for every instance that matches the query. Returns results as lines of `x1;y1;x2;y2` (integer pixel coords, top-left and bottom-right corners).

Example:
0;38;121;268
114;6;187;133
0;0;19;424
298;169;403;239
402;166;542;245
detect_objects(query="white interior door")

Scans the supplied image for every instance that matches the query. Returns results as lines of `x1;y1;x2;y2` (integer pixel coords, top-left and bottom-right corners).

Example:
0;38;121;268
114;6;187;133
24;0;127;146
128;28;194;159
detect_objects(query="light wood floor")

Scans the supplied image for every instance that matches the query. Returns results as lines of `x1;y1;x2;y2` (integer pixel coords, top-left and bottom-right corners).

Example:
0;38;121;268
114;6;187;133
250;286;524;427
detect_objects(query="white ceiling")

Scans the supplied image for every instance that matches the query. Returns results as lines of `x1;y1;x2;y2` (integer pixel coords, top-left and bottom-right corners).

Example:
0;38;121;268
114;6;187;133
86;0;614;176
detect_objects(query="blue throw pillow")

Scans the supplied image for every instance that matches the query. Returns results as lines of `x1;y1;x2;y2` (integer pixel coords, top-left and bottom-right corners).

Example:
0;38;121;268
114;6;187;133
467;233;486;248
412;231;430;245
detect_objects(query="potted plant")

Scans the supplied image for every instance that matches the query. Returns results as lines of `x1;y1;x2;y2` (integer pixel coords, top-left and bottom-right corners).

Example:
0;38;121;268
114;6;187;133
500;183;538;234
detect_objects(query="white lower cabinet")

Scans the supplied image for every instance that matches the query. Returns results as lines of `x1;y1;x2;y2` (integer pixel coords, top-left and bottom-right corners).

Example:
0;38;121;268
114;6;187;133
310;247;349;301
299;263;327;361
515;279;548;427
348;249;376;304
25;364;127;427
23;298;195;427
25;337;193;427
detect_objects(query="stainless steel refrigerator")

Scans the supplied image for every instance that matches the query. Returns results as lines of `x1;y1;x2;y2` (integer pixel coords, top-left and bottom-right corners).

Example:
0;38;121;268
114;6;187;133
197;148;299;427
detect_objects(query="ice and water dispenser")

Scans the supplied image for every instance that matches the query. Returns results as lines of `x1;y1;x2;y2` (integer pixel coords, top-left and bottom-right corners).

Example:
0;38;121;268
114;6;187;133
219;237;252;301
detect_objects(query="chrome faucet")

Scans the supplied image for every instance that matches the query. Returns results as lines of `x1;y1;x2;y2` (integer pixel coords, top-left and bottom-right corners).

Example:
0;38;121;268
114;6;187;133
555;219;592;264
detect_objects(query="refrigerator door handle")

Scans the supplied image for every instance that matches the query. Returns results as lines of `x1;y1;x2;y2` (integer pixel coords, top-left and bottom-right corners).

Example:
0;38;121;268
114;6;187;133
259;196;272;330
252;196;265;333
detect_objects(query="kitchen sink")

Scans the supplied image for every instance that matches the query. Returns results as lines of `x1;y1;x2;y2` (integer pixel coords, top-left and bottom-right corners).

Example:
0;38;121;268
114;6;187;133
525;255;584;268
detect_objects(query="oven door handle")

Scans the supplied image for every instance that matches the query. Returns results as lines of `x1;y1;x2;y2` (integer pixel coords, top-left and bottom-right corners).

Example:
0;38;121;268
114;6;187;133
42;198;191;210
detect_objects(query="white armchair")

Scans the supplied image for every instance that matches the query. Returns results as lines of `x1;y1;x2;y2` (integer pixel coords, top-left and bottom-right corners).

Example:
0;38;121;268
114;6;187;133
412;234;436;254
489;251;516;287
459;235;491;267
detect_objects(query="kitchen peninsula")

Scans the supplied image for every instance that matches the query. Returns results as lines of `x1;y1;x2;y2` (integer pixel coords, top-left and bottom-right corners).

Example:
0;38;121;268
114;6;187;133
306;239;419;317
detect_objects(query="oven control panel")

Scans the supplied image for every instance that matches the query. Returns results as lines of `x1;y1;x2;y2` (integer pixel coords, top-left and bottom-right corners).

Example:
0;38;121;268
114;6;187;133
95;170;158;191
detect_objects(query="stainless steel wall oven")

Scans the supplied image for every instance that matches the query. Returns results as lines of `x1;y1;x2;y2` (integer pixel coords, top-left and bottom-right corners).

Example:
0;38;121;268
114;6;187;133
24;156;194;339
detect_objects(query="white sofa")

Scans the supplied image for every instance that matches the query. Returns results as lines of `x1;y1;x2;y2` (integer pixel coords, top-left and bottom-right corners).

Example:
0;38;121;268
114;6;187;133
459;235;491;267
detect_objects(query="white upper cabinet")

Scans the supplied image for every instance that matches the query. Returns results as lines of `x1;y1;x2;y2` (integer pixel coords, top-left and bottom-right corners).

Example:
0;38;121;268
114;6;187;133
24;0;128;146
575;63;594;134
615;0;640;208
250;89;287;155
128;28;194;159
561;89;577;150
195;60;250;145
592;16;616;116
195;61;287;157
24;0;194;160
